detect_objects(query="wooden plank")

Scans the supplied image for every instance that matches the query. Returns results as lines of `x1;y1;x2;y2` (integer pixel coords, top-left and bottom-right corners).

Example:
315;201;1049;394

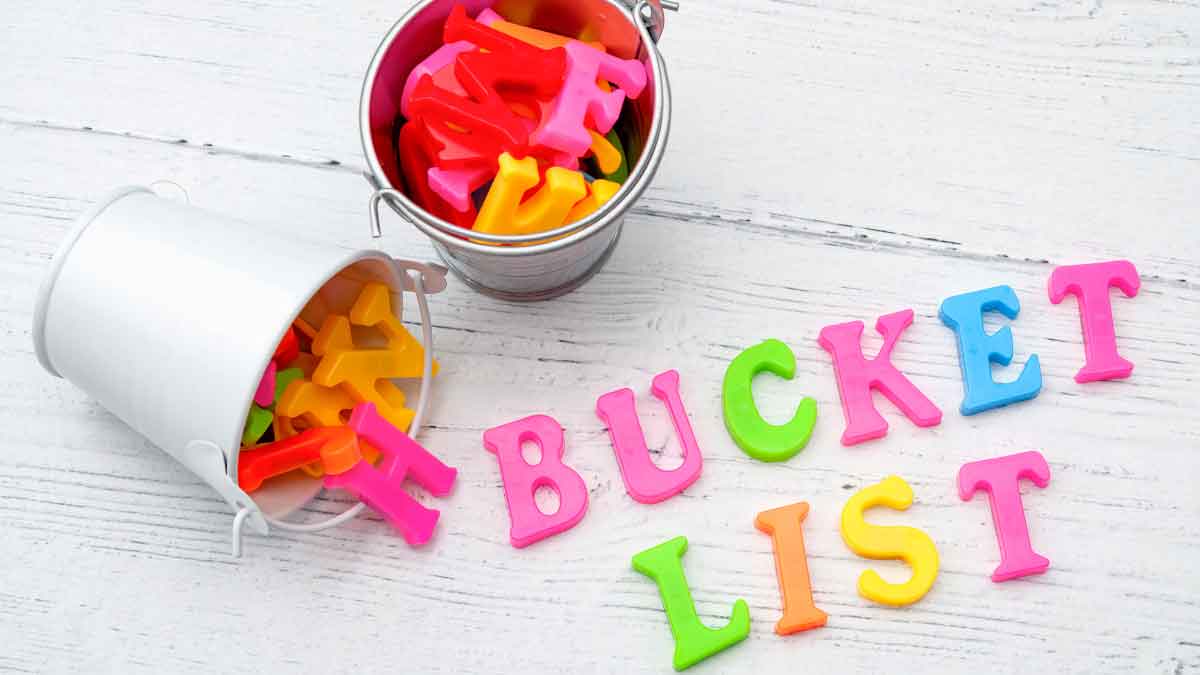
0;122;1196;673
1;0;1197;277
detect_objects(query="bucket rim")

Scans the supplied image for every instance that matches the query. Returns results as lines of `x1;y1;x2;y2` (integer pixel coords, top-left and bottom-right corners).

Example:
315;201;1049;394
358;0;672;257
33;185;154;378
224;247;414;489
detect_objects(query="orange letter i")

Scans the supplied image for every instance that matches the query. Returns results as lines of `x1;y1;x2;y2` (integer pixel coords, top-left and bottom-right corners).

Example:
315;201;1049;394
755;502;828;635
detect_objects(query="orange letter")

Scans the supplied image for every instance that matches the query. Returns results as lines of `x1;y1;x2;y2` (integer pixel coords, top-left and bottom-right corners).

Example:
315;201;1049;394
755;502;828;635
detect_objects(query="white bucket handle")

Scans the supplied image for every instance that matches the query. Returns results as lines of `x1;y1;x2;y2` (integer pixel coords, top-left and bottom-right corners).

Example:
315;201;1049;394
229;264;441;556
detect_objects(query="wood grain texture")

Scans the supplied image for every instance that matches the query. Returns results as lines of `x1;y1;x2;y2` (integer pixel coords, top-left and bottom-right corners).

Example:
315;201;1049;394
1;1;1198;673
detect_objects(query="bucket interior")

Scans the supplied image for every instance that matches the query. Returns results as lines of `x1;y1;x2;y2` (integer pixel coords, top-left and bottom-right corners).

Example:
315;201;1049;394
362;0;658;230
234;256;421;519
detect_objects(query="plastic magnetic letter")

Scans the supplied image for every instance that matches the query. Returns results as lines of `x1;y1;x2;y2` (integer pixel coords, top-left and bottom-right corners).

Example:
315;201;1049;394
595;370;703;504
276;377;375;476
254;360;278;407
273;367;304;405
292;317;318;341
587;130;621;175
722;339;818;462
443;4;566;101
939;285;1042;415
631;536;750;671
277;377;356;428
400;40;475;117
473;153;587;235
241;405;274;446
427;164;493;214
818;309;942;446
481;415;589;548
397;120;478;228
311;283;435;432
603;129;629;184
840;475;939;606
319;426;443;546
273;327;299;367
565;179;620;223
409;6;563;162
1048;260;1141;383
237;427;344;492
407;74;528;161
533;41;648;156
754;503;827;635
958;451;1051;582
349;402;457;498
477;7;607;53
313;284;432;380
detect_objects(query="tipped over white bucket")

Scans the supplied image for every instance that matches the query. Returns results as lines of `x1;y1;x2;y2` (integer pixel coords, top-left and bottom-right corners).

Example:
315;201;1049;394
33;186;444;553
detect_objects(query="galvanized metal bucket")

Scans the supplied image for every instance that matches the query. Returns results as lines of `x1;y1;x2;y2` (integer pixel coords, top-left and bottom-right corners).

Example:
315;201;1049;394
360;0;675;301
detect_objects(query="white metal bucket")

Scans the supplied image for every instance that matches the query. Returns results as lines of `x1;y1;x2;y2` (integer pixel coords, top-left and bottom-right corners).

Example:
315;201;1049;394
32;186;445;555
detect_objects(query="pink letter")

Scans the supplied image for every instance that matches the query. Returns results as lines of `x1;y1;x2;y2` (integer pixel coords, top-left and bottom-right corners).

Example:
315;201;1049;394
482;415;589;548
349;402;457;497
817;309;942;446
532;41;648;157
1048;260;1141;383
957;451;1051;582
595;370;702;504
340;403;458;545
400;40;474;118
253;360;277;407
324;461;441;546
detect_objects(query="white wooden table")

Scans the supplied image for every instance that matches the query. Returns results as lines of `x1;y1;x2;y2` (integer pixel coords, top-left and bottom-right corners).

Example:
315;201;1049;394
2;1;1198;673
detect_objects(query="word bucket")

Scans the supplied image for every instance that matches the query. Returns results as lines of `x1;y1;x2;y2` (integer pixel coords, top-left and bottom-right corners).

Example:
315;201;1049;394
361;0;675;301
32;187;443;554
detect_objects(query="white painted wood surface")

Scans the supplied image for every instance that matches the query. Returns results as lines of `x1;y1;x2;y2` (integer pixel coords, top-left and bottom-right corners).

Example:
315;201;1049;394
1;0;1198;672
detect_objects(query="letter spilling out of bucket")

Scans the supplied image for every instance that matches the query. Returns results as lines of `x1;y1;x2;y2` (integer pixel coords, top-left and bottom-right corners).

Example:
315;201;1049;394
33;186;446;556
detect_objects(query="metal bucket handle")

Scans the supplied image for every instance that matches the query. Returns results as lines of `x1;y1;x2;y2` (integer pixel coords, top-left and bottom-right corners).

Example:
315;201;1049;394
369;0;678;241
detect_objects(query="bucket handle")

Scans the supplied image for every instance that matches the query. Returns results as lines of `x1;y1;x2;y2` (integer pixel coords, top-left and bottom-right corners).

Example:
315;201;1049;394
625;0;679;43
369;188;413;239
229;265;439;556
182;439;270;548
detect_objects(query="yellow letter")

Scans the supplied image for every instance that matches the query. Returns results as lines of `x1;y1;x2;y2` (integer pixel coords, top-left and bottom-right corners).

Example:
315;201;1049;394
840;475;939;606
566;179;620;223
474;153;588;236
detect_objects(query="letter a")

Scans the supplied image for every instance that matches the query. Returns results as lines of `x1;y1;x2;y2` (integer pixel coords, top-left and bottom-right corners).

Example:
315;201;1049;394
818;309;942;446
1048;260;1141;383
958;451;1052;582
482;415;589;548
632;536;750;671
596;370;702;504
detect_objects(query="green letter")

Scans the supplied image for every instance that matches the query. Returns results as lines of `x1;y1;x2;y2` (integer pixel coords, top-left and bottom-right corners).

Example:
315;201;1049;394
722;339;818;462
632;536;751;671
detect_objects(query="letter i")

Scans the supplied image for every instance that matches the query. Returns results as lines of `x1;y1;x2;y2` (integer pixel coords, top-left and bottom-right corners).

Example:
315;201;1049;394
755;502;827;634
